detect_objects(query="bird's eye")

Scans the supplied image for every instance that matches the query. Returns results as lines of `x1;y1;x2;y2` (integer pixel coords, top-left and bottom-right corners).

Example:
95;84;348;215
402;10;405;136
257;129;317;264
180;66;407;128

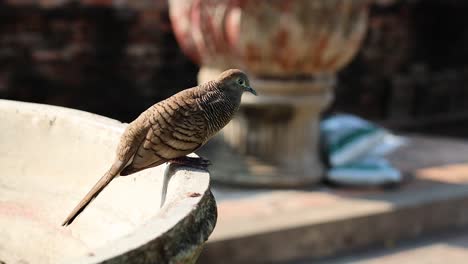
237;79;245;85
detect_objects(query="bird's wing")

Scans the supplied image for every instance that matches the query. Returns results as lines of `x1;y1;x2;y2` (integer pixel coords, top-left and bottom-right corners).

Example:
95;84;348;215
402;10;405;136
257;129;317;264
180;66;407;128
115;112;152;163
121;92;208;175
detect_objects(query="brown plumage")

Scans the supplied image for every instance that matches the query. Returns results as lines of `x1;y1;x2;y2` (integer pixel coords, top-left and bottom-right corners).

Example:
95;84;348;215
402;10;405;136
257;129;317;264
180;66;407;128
62;69;256;226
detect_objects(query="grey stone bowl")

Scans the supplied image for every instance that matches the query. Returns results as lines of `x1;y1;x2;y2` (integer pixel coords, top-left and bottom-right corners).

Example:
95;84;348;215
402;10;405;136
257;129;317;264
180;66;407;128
0;100;217;264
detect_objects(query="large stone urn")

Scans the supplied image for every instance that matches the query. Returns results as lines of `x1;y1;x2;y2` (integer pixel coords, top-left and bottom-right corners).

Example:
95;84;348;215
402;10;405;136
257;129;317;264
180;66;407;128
169;0;370;187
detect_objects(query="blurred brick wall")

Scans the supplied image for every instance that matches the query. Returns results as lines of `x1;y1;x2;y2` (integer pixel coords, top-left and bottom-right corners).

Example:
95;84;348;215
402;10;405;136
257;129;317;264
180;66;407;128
2;0;468;133
0;0;198;122
332;0;468;131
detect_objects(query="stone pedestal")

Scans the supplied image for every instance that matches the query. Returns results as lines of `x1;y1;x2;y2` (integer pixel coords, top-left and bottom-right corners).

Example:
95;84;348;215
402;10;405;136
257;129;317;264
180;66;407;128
169;0;370;187
199;68;334;186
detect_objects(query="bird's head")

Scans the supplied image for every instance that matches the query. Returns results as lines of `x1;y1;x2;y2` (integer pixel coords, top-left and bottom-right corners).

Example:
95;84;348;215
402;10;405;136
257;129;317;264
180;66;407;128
217;69;257;96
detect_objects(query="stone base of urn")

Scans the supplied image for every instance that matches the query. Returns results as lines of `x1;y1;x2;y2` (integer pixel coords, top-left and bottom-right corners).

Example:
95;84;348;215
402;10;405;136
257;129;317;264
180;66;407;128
198;67;334;187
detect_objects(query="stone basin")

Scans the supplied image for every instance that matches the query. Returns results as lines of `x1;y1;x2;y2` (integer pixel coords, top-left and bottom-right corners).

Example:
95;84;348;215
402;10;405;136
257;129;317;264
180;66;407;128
0;100;217;264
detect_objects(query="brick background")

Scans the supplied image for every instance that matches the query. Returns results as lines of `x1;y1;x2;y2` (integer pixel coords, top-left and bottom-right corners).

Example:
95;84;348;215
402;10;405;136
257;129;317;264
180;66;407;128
331;0;468;134
1;0;468;135
0;0;198;122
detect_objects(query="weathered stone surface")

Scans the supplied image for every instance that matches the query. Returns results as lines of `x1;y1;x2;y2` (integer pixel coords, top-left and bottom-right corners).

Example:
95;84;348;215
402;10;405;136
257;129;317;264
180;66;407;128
170;0;370;187
169;0;369;77
0;99;217;264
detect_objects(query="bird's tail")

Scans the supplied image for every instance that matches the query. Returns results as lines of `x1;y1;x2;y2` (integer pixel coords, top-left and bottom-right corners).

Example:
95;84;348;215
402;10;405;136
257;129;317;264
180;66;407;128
61;160;125;226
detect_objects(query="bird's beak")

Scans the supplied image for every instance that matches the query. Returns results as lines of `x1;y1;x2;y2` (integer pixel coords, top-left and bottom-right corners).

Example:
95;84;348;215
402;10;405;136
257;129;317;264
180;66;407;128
245;86;257;96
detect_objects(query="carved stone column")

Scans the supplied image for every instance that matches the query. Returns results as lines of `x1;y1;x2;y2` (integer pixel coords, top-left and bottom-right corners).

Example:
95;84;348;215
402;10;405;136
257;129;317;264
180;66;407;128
169;0;370;187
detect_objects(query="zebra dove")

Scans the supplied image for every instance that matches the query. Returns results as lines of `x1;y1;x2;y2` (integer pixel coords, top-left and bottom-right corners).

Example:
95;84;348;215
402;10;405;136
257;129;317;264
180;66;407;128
62;69;256;226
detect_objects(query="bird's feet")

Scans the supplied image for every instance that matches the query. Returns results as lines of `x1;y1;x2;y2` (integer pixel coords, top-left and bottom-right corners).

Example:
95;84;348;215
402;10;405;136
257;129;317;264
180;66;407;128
169;156;211;170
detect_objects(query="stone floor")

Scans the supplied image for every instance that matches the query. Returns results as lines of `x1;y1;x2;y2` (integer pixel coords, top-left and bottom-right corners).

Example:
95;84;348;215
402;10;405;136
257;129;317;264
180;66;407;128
198;134;468;263
315;229;468;264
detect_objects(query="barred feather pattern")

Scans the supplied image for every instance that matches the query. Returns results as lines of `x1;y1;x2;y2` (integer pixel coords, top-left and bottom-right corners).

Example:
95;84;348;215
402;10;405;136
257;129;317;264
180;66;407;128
119;79;241;175
62;69;247;226
198;80;241;138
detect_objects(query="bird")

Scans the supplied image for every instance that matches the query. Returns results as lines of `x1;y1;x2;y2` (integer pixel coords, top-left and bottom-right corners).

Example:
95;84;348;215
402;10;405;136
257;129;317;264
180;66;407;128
61;69;257;226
